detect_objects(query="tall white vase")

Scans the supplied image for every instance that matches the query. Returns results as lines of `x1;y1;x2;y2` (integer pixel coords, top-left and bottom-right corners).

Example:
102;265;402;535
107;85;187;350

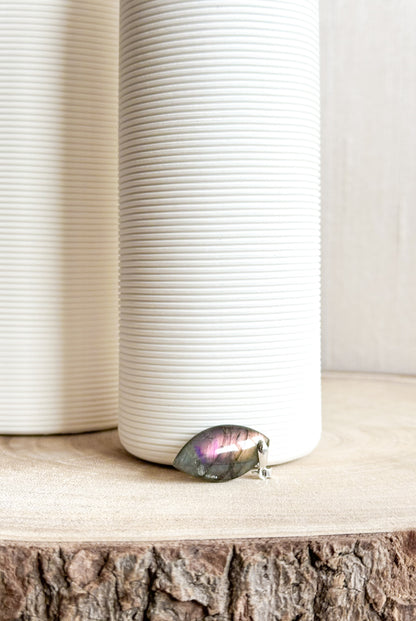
119;0;321;465
0;1;119;433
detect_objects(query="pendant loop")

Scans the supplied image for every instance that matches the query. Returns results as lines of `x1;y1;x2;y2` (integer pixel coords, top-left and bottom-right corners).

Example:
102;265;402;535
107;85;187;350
253;439;272;480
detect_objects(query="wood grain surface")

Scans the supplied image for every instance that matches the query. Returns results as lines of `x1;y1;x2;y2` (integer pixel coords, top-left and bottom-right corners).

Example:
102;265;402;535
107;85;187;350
0;372;415;542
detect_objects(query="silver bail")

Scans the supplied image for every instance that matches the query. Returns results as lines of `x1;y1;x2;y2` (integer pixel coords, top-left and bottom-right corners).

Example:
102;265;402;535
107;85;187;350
254;439;272;480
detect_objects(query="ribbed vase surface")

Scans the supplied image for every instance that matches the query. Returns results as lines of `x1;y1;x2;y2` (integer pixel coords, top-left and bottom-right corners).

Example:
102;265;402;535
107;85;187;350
0;0;119;433
119;0;321;465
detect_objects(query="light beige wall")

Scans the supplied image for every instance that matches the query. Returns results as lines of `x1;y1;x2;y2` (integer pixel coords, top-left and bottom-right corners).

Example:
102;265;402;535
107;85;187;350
320;0;416;373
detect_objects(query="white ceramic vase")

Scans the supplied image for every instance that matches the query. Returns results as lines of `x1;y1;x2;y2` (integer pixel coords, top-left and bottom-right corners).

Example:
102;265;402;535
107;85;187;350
119;0;321;465
0;0;119;433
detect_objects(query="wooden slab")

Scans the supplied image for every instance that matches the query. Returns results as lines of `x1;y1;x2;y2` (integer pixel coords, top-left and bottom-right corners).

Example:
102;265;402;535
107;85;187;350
0;372;415;543
1;372;416;619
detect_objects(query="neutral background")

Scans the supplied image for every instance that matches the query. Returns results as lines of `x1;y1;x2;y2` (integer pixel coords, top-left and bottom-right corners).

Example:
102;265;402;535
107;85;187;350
320;0;416;374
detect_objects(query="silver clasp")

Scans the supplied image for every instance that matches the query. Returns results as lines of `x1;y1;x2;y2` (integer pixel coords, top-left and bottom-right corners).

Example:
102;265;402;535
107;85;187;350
253;439;272;480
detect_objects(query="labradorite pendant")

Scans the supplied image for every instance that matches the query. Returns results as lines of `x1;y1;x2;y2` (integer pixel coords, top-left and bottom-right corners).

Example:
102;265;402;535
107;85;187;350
173;424;270;482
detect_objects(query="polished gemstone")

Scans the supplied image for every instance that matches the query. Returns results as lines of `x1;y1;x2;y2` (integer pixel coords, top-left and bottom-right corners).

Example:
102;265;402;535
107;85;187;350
173;424;270;482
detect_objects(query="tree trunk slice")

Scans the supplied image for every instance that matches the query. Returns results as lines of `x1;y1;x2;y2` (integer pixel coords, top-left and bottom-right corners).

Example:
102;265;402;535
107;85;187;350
1;533;416;620
0;372;415;619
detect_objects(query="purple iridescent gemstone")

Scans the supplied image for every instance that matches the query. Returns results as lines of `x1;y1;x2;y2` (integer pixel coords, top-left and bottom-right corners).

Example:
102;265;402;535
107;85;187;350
173;425;269;482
